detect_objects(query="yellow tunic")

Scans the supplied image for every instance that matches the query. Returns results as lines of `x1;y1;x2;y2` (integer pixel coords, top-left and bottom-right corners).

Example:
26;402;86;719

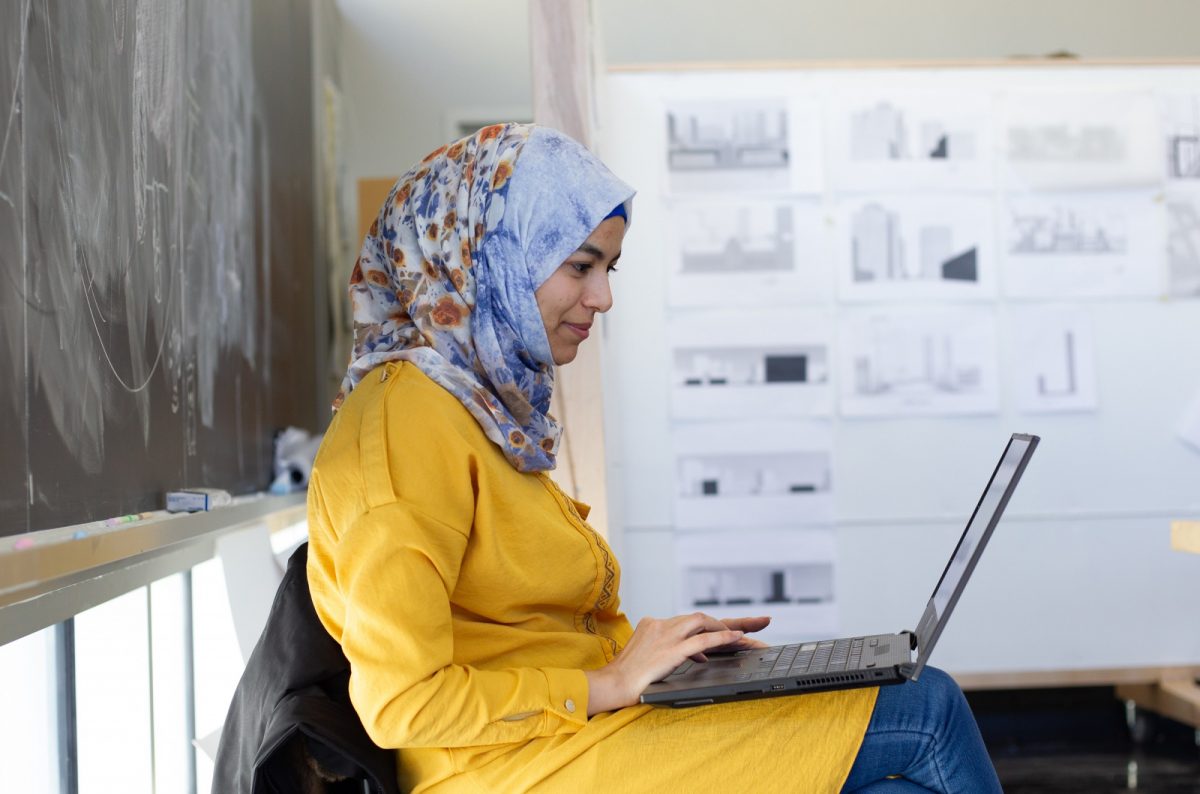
307;361;877;793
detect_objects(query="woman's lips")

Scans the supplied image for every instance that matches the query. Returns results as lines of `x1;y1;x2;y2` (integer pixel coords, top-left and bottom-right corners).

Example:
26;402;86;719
565;322;591;340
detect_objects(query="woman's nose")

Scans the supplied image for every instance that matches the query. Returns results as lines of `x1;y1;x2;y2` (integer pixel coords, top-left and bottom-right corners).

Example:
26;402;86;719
584;272;614;313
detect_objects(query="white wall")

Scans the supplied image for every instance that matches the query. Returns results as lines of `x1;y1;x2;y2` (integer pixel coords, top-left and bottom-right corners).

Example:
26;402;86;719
335;0;1200;185
600;0;1200;64
599;64;1200;672
335;0;533;181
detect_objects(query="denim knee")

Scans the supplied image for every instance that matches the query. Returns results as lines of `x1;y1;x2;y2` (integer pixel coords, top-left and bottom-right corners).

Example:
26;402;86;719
848;666;1000;793
910;666;969;735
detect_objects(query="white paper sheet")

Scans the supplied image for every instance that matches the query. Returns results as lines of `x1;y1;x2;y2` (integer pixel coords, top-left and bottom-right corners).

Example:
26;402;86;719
827;89;994;191
1000;90;1161;190
838;307;1000;417
672;421;833;529
216;525;284;664
665;197;832;307
834;195;996;302
676;528;839;643
1008;305;1098;413
1176;390;1200;454
1167;191;1200;297
669;309;834;419
1001;190;1164;299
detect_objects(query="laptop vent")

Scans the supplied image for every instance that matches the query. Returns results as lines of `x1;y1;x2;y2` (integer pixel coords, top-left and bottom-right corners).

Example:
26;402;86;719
800;671;873;688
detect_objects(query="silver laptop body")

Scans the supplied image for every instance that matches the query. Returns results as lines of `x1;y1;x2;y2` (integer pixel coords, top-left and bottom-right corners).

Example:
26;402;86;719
641;433;1040;707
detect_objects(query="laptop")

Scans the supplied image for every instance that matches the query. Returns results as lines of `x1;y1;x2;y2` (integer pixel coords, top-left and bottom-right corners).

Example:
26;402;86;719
641;432;1040;707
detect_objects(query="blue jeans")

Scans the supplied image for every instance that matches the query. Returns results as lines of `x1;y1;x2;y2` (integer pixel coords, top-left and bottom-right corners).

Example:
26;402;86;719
841;666;1002;793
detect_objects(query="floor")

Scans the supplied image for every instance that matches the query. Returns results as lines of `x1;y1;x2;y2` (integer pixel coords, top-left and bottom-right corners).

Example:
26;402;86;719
967;686;1200;792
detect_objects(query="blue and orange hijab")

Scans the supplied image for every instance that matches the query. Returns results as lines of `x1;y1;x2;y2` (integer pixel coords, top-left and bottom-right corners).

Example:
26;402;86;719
336;123;635;472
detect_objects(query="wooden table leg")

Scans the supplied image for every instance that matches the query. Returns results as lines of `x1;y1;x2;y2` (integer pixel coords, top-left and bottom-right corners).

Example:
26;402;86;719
1117;675;1200;728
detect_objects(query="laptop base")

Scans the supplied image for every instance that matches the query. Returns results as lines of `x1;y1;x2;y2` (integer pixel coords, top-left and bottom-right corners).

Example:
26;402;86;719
642;631;915;708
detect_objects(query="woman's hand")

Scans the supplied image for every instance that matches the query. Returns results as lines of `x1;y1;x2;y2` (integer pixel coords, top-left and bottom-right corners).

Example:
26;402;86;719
698;615;772;655
584;613;771;715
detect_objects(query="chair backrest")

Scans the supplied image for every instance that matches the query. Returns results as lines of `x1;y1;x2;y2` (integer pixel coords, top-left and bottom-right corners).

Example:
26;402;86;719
211;542;401;794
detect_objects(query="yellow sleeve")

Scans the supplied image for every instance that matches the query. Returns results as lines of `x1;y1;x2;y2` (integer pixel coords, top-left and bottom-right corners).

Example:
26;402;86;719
326;500;591;750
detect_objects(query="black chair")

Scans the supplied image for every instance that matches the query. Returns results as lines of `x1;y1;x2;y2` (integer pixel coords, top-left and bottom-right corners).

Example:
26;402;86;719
211;542;401;794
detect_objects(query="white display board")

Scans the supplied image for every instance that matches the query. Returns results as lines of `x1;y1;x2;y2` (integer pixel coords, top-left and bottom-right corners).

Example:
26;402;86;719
599;65;1200;671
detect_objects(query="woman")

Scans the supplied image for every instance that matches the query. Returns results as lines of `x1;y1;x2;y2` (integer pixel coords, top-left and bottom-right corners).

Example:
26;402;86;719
306;123;1002;793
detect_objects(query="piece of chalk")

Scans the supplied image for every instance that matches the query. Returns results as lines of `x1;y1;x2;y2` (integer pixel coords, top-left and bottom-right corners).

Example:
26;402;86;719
102;513;149;527
13;538;34;550
72;530;88;540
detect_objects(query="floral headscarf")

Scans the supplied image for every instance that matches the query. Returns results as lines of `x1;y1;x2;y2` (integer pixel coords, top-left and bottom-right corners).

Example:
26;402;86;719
337;124;634;472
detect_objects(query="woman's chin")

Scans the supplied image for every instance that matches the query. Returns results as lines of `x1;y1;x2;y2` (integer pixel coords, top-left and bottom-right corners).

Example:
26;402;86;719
551;345;580;366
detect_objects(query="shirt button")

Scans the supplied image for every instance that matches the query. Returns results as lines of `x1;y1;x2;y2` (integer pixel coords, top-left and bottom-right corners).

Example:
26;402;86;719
564;699;576;713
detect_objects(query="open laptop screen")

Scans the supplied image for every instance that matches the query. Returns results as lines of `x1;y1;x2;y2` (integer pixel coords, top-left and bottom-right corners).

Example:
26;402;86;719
911;433;1039;680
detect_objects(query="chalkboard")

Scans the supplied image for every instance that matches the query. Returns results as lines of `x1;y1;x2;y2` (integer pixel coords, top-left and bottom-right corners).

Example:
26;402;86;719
0;0;319;536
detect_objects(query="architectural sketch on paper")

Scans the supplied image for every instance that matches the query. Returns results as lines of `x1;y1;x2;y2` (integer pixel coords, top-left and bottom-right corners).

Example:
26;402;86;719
665;100;791;191
674;345;829;389
837;197;992;300
667;101;789;172
686;562;833;609
1167;195;1200;296
675;527;840;641
674;449;833;528
1000;92;1160;189
1007;123;1126;164
1001;192;1163;298
1008;205;1128;256
850;101;978;162
667;200;830;307
839;310;998;416
1009;306;1098;413
853;332;981;396
1162;94;1200;180
676;203;793;274
1168;128;1200;179
669;311;834;418
852;203;978;283
829;91;992;190
672;420;833;528
678;451;830;500
1036;331;1080;397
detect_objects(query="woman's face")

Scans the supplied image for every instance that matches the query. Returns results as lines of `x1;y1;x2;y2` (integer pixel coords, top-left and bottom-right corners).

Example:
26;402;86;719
535;216;626;366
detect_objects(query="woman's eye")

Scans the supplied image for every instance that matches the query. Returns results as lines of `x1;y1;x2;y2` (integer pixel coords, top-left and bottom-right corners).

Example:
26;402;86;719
571;262;591;274
606;264;619;274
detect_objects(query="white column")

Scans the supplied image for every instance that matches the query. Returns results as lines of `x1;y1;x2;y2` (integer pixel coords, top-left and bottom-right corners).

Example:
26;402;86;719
529;0;612;538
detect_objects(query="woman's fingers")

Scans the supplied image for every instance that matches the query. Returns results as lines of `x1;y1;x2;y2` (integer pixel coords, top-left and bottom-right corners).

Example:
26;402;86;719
671;614;768;662
705;635;771;654
681;629;744;660
676;612;730;638
720;615;772;634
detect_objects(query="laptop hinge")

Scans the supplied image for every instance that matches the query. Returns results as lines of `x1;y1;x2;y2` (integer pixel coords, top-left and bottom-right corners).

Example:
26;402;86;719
898;630;920;681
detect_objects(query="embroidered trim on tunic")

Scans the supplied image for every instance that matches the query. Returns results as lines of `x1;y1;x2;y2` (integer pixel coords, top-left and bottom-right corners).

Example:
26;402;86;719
540;475;619;656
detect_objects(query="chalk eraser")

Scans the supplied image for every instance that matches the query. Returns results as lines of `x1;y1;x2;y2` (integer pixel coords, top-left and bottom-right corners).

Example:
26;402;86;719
166;489;231;513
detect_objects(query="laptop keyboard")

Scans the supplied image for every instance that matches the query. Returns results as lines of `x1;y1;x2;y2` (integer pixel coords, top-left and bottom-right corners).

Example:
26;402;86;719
749;638;865;680
666;636;891;683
